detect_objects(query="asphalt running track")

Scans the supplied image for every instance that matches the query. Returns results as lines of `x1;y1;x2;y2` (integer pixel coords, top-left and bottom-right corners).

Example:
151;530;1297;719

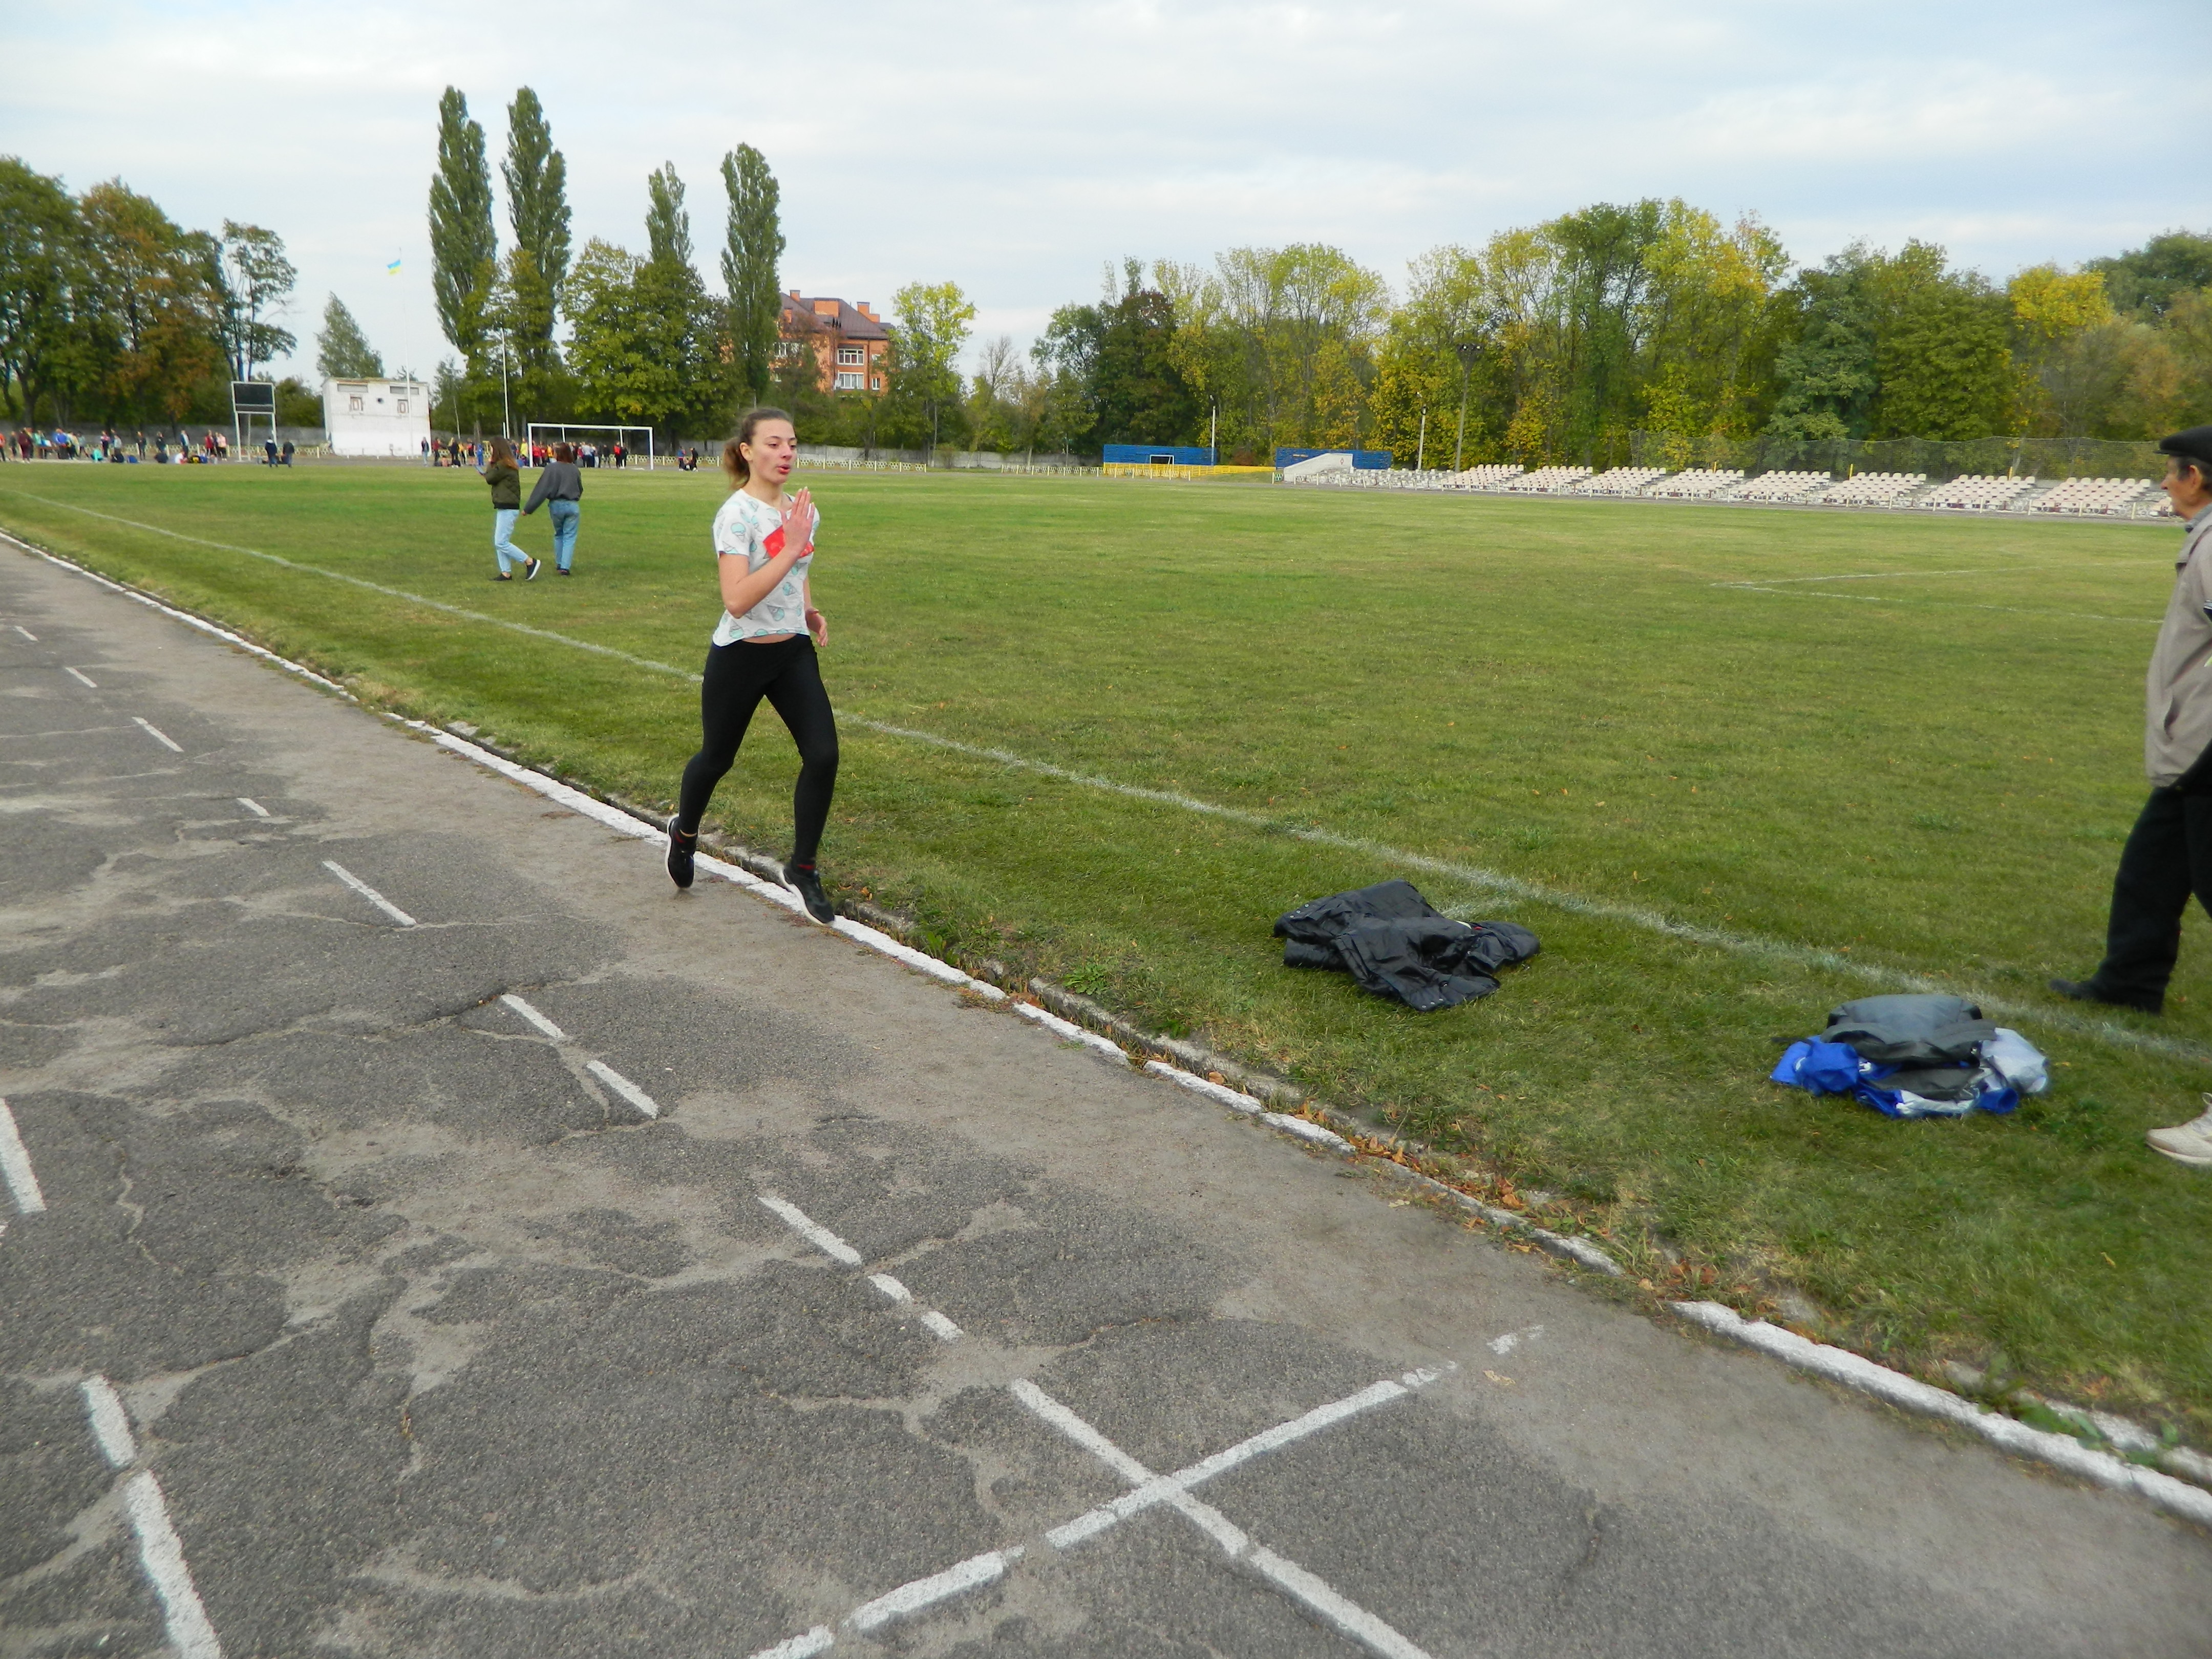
1;546;2207;1658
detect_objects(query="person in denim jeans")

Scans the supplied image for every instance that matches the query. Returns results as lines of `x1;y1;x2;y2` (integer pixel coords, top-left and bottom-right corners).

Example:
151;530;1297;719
522;441;584;573
483;436;538;580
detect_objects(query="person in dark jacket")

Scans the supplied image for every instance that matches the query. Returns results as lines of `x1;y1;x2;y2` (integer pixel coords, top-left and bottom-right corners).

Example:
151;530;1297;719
522;442;584;574
483;436;539;581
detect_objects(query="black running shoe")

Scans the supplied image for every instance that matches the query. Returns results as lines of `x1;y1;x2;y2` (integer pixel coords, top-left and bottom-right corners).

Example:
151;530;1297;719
524;557;542;581
665;816;696;889
784;862;835;923
2049;976;2161;1015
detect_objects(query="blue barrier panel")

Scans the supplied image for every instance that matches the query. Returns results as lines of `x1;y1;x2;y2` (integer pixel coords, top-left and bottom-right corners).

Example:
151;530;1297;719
1274;448;1391;471
1102;443;1218;466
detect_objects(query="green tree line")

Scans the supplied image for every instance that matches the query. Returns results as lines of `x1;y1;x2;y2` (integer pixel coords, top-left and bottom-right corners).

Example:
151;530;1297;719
1029;208;2212;467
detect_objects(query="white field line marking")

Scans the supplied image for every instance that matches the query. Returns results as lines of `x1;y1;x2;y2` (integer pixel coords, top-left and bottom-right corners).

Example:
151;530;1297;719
14;527;2189;1066
82;1376;139;1467
236;796;270;818
12;623;35;639
63;664;96;687
919;1311;964;1342
320;860;417;927
846;1546;1022;1634
867;1273;913;1304
499;992;567;1040
1671;1302;2212;1530
4;534;348;694
3;500;695;679
584;1058;661;1119
131;715;182;752
1012;1377;1435;1659
120;1470;224;1659
1717;566;2093;588
751;1628;833;1659
757;1195;864;1266
0;1099;47;1214
1720;583;2157;624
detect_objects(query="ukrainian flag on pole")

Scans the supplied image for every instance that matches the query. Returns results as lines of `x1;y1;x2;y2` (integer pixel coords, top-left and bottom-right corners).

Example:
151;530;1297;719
387;255;402;275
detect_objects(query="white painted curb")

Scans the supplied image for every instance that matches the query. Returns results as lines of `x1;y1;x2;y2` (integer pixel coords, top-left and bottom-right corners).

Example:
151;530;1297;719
1671;1301;2212;1529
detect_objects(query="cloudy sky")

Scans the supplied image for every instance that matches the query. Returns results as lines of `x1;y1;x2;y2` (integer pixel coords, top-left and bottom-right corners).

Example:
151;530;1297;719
7;0;2205;382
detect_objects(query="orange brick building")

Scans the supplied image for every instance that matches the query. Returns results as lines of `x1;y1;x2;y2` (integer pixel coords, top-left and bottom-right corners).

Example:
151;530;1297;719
778;293;889;394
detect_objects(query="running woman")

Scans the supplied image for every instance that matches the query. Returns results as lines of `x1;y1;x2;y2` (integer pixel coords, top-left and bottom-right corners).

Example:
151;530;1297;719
665;408;839;922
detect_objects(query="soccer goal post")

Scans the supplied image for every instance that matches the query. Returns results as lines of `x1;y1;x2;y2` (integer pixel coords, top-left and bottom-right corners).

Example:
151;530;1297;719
523;422;657;470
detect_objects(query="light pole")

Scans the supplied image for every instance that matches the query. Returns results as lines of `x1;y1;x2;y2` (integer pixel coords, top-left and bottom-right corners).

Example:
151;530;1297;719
1416;407;1427;472
1210;400;1218;466
499;336;514;441
1453;339;1480;473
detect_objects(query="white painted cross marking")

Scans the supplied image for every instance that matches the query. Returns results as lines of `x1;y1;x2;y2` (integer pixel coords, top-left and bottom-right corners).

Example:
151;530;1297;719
132;715;183;752
584;1058;661;1119
0;1099;47;1215
236;797;270;818
1488;1325;1543;1356
500;992;567;1040
919;1311;964;1342
12;624;35;640
1013;1376;1439;1659
321;860;417;927
82;1375;138;1467
867;1273;913;1304
756;1195;864;1267
752;1628;833;1659
121;1470;224;1658
63;665;97;688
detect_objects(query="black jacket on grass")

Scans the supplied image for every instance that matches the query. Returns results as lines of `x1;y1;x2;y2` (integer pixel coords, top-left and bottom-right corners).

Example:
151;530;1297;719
1274;879;1540;1011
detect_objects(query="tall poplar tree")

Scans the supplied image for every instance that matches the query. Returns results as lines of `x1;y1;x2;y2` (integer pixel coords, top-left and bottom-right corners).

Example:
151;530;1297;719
502;87;570;372
646;163;691;268
315;294;385;378
427;88;496;367
719;143;784;403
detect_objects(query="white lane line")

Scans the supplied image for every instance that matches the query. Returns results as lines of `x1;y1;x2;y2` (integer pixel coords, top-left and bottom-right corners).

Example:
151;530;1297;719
1248;1546;1431;1659
14;518;2198;1065
132;715;183;752
12;624;35;639
320;860;417;927
236;796;270;818
867;1273;913;1304
63;664;97;687
757;1195;864;1266
120;1470;223;1659
846;1546;1023;1633
919;1311;964;1342
584;1058;661;1120
500;992;567;1040
751;1628;833;1659
0;1098;47;1215
82;1376;138;1467
1013;1378;1435;1658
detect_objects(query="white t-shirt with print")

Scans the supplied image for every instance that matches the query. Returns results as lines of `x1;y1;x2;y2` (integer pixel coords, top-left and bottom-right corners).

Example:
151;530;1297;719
710;490;816;646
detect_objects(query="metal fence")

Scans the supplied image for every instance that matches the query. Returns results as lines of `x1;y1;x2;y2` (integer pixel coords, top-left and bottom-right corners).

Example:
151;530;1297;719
1627;432;2168;482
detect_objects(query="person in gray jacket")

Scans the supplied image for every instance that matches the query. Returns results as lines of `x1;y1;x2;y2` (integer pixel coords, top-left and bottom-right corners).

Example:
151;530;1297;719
522;442;585;574
2052;427;2212;1163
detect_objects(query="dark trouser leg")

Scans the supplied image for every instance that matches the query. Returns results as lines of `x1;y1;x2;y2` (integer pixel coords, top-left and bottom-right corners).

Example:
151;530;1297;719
763;642;840;865
2092;785;2212;1004
676;642;774;832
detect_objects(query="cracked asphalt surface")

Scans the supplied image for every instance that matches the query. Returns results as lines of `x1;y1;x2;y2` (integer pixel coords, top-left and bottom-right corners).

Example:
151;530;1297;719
3;544;2208;1658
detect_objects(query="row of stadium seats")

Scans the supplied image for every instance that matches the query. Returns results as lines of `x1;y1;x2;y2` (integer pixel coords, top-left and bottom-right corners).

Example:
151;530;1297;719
1505;465;1596;493
1288;462;2177;517
1920;474;2039;512
1817;472;1927;507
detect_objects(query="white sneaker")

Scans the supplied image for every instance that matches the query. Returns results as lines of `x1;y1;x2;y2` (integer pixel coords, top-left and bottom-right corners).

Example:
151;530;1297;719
2146;1097;2212;1167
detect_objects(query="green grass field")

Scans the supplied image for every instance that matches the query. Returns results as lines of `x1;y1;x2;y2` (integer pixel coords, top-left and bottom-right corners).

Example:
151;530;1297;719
5;461;2208;1434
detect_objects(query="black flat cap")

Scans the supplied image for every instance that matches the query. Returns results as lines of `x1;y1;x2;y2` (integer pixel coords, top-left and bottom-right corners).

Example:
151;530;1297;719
2158;425;2212;468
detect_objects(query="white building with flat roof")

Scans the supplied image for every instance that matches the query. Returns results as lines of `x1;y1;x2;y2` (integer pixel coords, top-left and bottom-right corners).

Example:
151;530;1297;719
323;377;430;457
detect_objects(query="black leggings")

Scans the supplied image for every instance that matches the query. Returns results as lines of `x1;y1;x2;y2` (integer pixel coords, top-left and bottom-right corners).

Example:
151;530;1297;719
676;636;839;864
